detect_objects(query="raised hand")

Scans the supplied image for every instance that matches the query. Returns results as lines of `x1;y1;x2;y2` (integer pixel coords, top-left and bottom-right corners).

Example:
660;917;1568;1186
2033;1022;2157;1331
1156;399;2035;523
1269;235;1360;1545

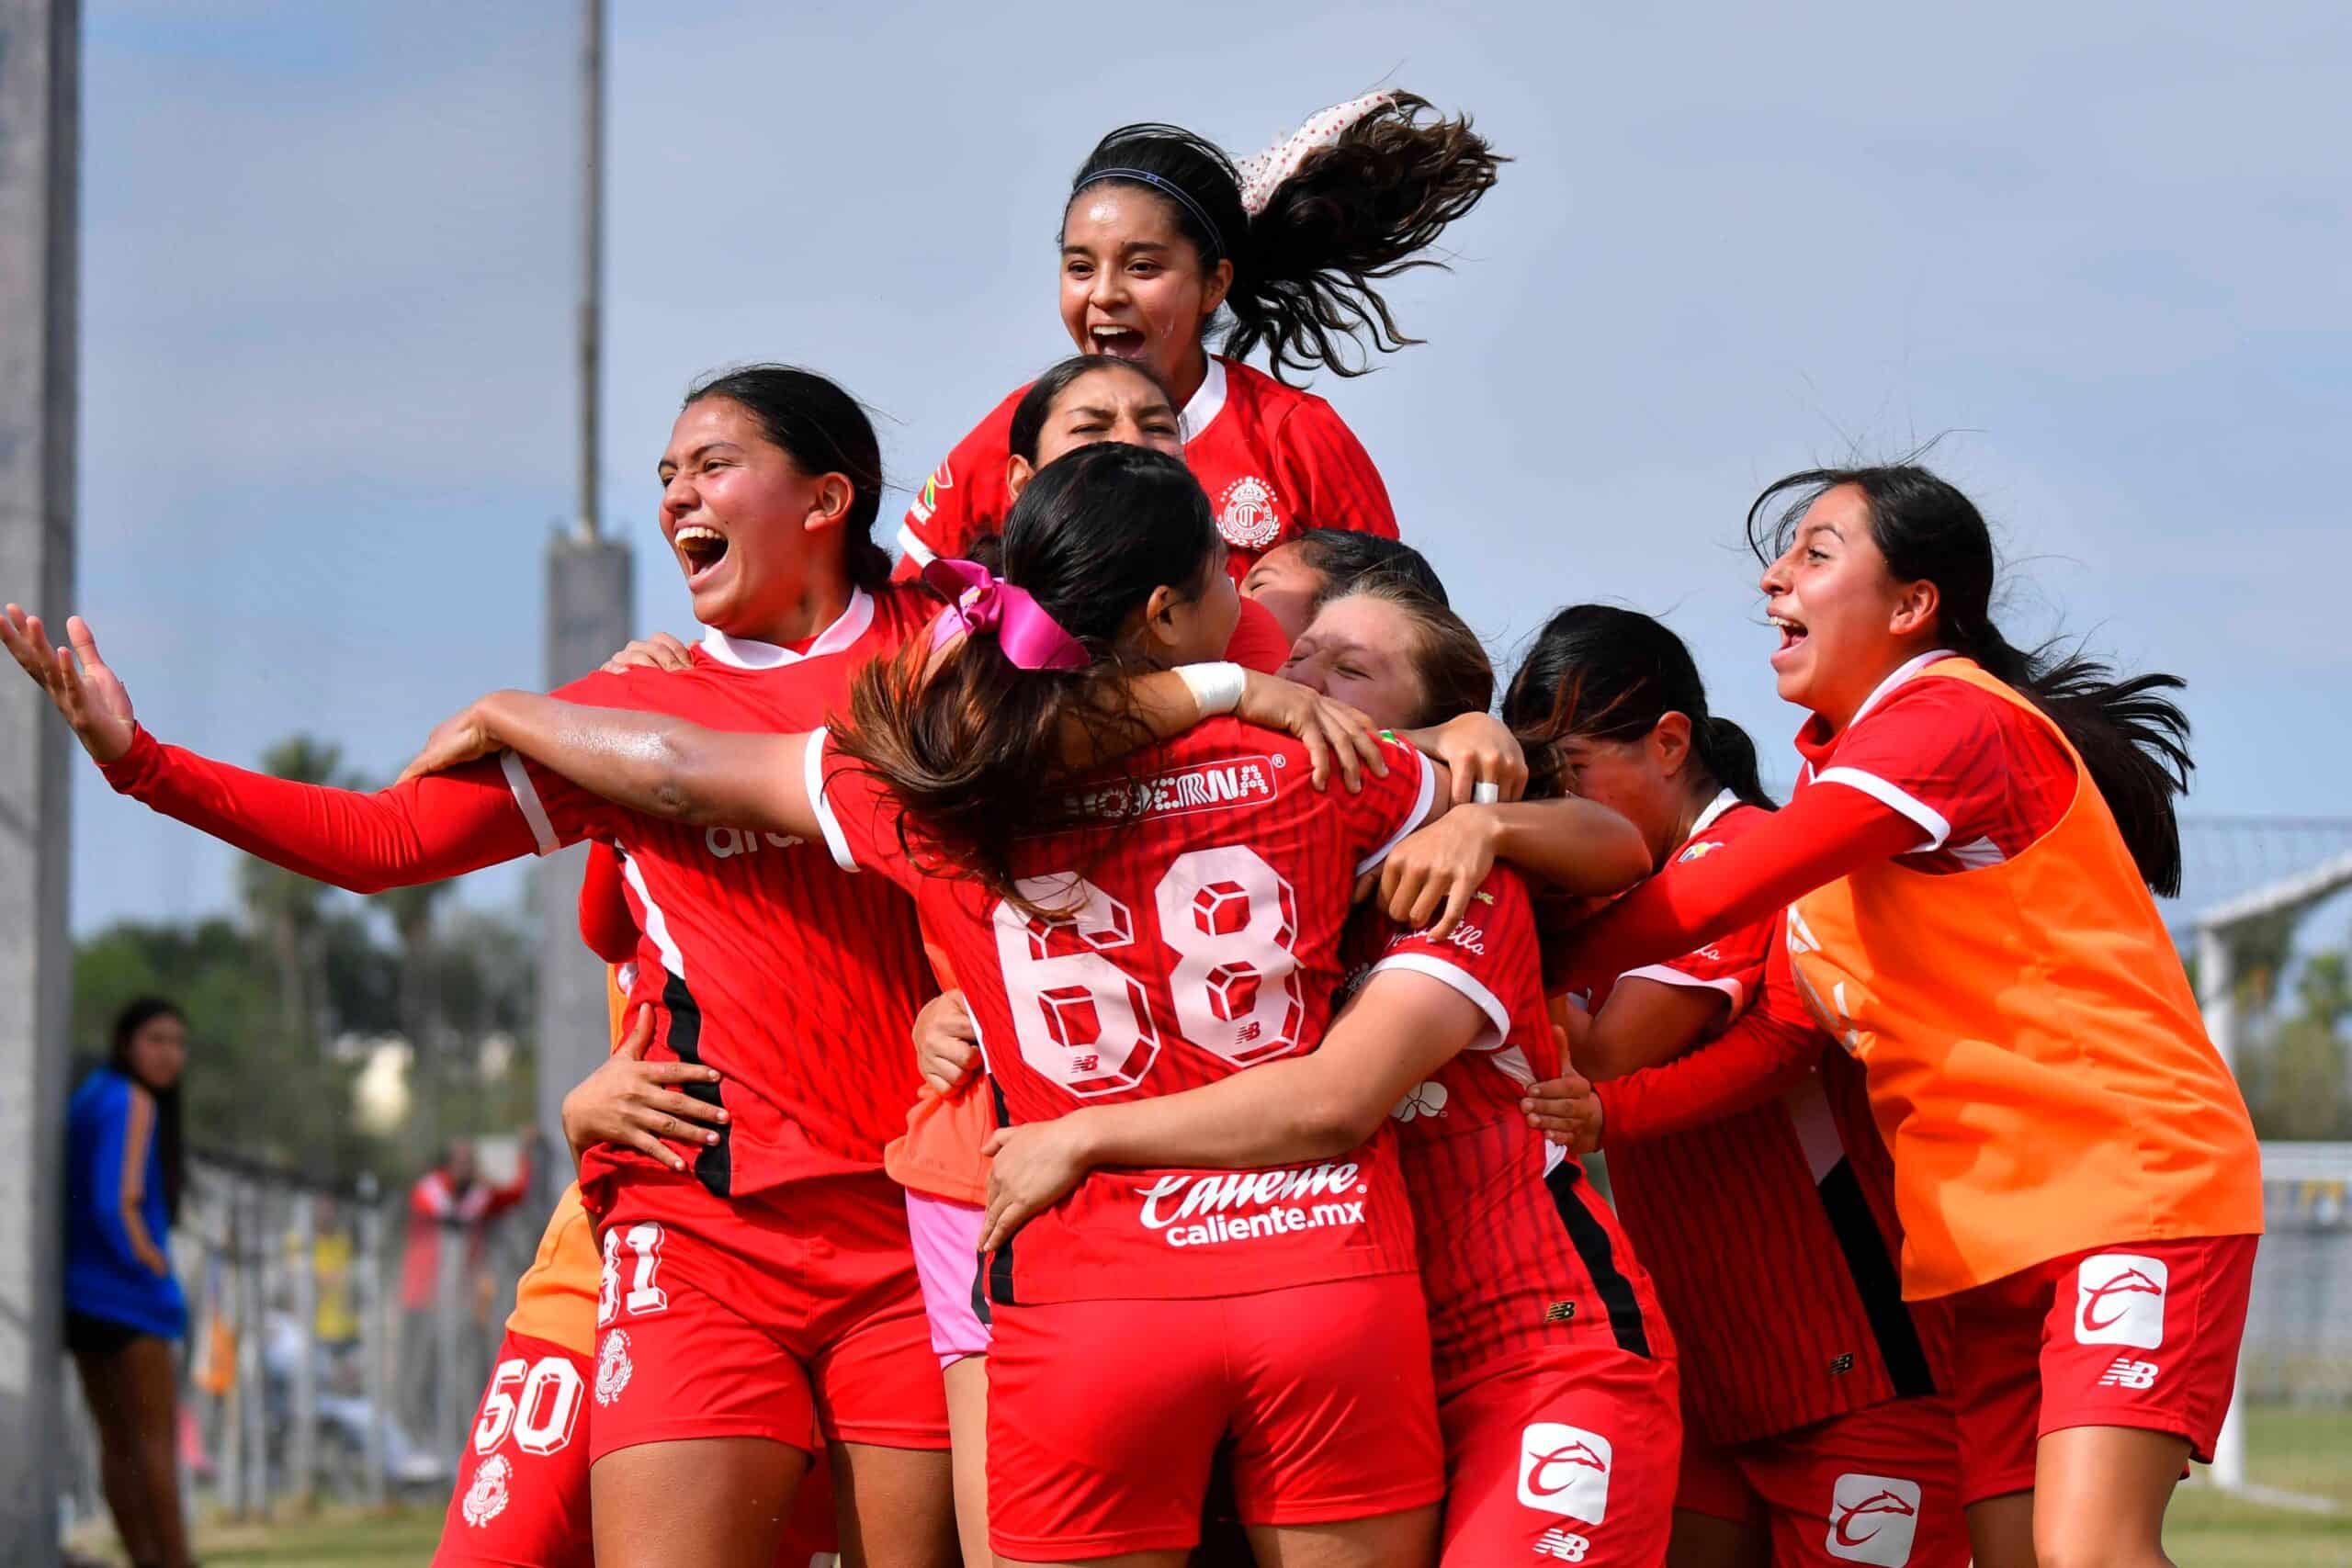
1;607;138;763
1233;670;1388;793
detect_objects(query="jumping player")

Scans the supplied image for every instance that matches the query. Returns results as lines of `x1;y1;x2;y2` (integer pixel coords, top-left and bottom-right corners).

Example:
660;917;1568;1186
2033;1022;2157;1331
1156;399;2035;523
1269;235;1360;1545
897;93;1503;581
978;578;1685;1566
1530;466;2265;1568
383;444;1467;1566
1488;605;1967;1567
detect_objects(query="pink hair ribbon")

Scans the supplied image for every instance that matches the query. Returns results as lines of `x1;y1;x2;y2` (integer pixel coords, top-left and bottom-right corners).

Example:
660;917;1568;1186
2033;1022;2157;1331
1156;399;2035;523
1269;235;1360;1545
1234;91;1397;217
922;558;1090;671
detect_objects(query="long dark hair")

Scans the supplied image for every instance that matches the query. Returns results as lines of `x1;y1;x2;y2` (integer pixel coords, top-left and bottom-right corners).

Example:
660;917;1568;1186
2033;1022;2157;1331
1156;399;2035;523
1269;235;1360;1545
1006;354;1178;464
1502;604;1774;813
838;443;1222;908
108;997;187;1224
1749;465;2192;895
684;365;892;591
1069;94;1505;383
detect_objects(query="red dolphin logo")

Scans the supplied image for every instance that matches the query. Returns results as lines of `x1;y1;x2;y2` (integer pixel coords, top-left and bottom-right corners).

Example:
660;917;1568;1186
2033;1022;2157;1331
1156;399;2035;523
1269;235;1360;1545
1831;1487;1917;1547
2082;1266;2163;1331
1525;1440;1607;1496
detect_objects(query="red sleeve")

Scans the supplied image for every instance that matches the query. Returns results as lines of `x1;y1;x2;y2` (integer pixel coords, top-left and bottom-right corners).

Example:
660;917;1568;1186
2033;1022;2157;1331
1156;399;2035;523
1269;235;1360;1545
1336;729;1438;874
410;1174;451;1220
1595;942;1826;1141
1273;396;1396;538
1223;595;1292;673
1364;870;1538;1051
98;726;538;894
499;669;673;849
895;391;1023;578
1552;784;1927;995
1816;679;2075;861
576;841;638;964
808;729;922;892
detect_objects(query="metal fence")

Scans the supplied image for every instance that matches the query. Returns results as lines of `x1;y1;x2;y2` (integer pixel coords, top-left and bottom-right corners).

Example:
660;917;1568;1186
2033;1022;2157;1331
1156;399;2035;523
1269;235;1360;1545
61;1147;541;1534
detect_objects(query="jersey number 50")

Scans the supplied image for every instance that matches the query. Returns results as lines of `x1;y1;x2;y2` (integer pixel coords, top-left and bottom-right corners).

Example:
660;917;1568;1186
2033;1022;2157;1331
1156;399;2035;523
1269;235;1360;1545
993;845;1304;1097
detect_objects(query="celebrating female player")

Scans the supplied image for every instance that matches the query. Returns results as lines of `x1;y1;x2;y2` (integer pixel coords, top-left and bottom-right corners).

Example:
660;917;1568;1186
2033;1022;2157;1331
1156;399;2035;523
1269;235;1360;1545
1539;466;2264;1568
9;366;965;1568
1491;604;1966;1567
383;444;1472;1567
977;577;1686;1567
897;92;1502;580
1238;525;1449;643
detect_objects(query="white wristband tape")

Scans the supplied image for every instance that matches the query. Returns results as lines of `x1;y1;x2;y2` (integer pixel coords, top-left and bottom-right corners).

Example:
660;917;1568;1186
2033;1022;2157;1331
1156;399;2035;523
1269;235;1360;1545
1174;661;1248;717
1472;781;1501;805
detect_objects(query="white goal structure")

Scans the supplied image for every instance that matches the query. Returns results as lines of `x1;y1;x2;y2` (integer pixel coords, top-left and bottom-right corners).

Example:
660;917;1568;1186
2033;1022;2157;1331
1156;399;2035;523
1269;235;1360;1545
2181;821;2352;1508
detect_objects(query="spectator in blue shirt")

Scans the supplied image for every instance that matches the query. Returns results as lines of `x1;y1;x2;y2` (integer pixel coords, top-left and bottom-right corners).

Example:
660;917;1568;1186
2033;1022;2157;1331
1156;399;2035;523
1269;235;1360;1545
65;997;192;1568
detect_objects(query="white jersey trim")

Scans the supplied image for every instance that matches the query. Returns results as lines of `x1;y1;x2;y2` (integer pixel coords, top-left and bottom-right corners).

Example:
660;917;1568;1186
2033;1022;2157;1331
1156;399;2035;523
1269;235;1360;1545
1369;951;1510;1052
1181;357;1230;445
1620;963;1745;1013
499;751;560;857
895;524;939;570
1847;647;1959;730
701;588;874;670
806;728;859;873
1815;764;1952;852
1354;749;1439;876
619;853;686;979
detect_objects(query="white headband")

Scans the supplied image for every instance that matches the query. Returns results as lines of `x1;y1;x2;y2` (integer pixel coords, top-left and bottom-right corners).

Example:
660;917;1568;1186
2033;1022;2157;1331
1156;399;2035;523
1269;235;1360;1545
1233;92;1398;218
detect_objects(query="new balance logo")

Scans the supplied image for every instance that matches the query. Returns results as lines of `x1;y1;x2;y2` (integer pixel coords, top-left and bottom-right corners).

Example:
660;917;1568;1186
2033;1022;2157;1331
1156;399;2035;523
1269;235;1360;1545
1532;1526;1590;1561
2098;1358;2160;1390
2075;1253;2168;1348
1518;1423;1611;1525
1824;1473;1921;1564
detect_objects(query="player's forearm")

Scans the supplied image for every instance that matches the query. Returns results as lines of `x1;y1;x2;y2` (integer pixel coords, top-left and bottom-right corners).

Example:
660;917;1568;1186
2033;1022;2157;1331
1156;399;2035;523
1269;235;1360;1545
1598;1009;1823;1144
100;727;527;893
1577;979;1734;1082
1560;789;1927;989
1485;797;1655;896
1069;1058;1385;1172
476;692;819;839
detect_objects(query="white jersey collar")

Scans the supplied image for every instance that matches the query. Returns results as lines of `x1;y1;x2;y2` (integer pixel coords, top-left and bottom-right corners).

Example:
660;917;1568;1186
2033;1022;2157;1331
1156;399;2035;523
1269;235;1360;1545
1683;787;1742;846
701;587;875;671
1848;648;1958;730
1180;357;1230;446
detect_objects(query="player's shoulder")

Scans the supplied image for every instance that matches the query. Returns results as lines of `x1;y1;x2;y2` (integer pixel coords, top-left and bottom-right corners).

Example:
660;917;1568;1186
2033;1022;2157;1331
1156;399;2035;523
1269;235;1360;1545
1677;798;1776;861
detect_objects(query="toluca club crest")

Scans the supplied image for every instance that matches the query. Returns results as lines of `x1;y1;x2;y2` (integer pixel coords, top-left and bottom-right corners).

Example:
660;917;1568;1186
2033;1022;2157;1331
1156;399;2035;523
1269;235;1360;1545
1216;476;1283;551
461;1454;512;1528
594;1328;634;1407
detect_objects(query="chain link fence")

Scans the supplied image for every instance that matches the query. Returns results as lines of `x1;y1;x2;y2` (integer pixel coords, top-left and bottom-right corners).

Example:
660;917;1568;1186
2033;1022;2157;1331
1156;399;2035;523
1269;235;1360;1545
61;1145;543;1536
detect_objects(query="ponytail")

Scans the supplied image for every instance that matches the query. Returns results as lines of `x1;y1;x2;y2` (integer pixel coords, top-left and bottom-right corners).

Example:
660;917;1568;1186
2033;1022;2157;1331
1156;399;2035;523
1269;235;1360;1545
1500;604;1774;811
1748;465;2192;896
835;443;1221;911
1069;94;1505;385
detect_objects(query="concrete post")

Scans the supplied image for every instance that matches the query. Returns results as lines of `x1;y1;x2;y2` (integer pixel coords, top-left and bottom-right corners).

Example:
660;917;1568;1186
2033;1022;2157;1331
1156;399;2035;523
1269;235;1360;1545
533;536;631;1164
0;3;79;1563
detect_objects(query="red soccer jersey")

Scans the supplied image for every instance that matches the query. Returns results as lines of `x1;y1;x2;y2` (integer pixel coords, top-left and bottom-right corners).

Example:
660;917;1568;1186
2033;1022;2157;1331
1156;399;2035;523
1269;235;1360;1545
503;585;943;1200
895;356;1398;582
1589;800;1939;1445
1340;868;1671;1393
1792;649;2075;874
811;718;1435;1306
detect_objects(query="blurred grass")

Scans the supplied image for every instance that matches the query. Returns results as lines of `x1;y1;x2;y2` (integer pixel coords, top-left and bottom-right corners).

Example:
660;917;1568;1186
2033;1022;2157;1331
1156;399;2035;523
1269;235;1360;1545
61;1404;2351;1565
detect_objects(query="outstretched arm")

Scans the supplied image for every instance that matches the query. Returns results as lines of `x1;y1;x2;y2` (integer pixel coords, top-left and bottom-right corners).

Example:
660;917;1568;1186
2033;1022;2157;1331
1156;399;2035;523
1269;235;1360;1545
5;607;537;890
977;969;1478;1252
1371;796;1652;942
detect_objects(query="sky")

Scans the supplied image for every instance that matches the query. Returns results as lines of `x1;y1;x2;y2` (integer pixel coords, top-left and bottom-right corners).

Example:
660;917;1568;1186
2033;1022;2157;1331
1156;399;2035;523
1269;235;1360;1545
62;0;2352;934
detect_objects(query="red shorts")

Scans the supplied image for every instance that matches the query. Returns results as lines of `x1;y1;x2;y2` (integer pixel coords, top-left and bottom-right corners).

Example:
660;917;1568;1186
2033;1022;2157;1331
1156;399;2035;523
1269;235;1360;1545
1437;1348;1680;1566
1675;1396;1967;1567
435;1331;595;1568
985;1274;1443;1560
433;1330;844;1568
1913;1233;2256;1506
583;1161;948;1462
